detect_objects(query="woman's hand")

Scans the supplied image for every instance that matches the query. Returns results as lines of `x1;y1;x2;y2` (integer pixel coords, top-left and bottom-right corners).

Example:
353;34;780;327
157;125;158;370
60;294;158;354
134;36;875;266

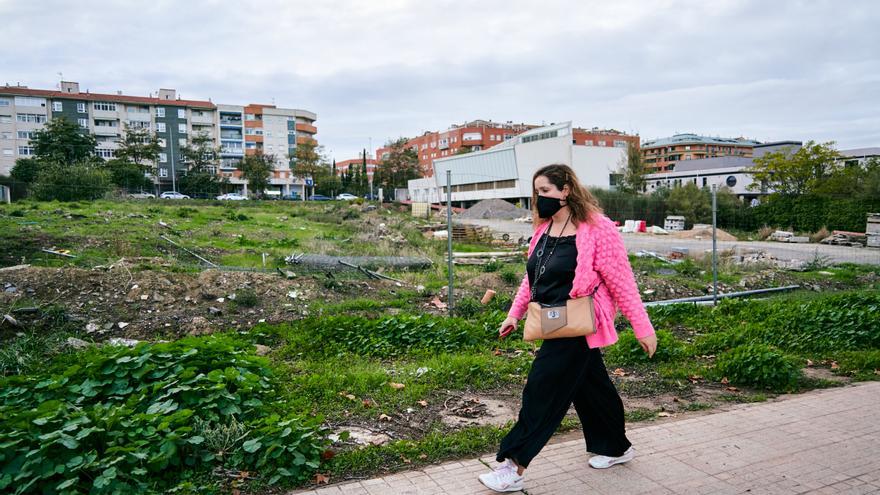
638;334;657;358
498;317;519;339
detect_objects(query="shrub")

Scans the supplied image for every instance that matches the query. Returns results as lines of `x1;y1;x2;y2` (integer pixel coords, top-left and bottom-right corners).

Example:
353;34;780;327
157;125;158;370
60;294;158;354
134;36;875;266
499;269;521;285
716;343;801;391
604;329;684;366
233;288;259;308
0;335;326;493
278;314;493;358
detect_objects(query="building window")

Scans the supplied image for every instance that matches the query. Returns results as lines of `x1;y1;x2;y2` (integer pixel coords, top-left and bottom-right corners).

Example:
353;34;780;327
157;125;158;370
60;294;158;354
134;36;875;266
14;96;46;107
159;168;168;178
78;118;88;129
0;98;9;107
18;146;35;156
159;153;167;163
0;115;11;124
16;113;47;124
583;140;593;146
158;138;166;147
157;122;166;133
2;148;12;156
178;124;186;134
177;108;185;119
127;106;149;113
245;113;256;121
178;138;186;147
598;140;606;146
17;130;35;140
52;101;63;112
156;108;165;118
77;102;87;113
702;177;708;187
93;101;117;112
96;148;115;158
613;140;627;148
0;131;11;139
726;176;737;187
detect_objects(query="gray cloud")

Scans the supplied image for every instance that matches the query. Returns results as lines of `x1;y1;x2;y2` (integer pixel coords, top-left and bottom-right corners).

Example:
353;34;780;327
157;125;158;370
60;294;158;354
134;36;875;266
1;0;878;159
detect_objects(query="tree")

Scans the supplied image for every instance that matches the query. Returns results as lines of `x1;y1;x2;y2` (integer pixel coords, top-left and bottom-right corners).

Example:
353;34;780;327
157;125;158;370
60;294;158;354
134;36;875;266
115;127;162;169
177;131;225;197
239;153;274;198
668;182;712;227
614;142;647;194
374;137;420;198
10;158;41;187
749;141;840;196
291;141;330;197
31;117;96;164
11;116;110;201
105;127;162;192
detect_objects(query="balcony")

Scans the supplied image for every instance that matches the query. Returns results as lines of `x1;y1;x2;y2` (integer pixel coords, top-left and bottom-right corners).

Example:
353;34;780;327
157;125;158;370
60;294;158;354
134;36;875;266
94;125;120;136
296;135;316;145
295;123;317;134
192;113;214;125
221;148;244;156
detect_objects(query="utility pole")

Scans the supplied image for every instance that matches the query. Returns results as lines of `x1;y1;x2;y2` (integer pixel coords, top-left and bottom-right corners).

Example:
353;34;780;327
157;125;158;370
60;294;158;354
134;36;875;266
712;184;718;306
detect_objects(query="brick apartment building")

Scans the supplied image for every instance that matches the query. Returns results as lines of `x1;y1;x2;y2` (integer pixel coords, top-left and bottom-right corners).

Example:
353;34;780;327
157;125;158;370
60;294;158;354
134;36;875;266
641;133;760;173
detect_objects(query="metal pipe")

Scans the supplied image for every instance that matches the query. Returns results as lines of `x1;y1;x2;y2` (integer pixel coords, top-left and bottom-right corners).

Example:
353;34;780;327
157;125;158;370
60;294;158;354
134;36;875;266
712;184;718;306
644;285;800;307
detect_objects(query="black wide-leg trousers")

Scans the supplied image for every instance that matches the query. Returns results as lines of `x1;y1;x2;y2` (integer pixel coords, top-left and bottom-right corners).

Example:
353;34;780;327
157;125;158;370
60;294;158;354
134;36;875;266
497;337;631;468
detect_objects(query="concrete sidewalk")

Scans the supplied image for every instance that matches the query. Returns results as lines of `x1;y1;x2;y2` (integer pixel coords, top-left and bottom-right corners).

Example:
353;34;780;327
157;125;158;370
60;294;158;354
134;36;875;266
291;382;880;495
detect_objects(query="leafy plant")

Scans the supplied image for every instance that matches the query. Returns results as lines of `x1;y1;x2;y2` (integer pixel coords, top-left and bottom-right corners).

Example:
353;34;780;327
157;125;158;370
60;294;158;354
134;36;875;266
604;329;684;366
0;335;326;493
716;343;802;391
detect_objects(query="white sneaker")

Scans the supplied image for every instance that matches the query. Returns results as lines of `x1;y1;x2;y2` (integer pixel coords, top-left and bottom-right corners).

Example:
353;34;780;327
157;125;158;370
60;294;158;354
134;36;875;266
589;446;635;469
478;459;524;492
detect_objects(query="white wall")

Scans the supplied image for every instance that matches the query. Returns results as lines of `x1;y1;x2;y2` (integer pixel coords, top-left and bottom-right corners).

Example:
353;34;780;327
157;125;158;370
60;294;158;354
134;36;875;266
571;145;625;189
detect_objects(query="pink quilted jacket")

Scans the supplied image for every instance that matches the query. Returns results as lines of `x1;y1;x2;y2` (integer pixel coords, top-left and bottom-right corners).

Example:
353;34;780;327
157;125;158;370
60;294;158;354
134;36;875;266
507;214;655;348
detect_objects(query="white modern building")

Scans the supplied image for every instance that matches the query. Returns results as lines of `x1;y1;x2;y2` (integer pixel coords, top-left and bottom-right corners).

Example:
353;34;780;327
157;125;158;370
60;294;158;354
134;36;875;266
408;122;625;208
643;141;802;200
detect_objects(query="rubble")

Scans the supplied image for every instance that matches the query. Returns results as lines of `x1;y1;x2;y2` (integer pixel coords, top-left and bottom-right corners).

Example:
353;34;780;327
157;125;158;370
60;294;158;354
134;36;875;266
459;199;530;220
821;231;867;247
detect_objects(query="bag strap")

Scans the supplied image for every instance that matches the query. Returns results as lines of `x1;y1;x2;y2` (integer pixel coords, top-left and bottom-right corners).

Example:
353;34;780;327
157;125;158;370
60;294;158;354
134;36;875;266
529;214;572;301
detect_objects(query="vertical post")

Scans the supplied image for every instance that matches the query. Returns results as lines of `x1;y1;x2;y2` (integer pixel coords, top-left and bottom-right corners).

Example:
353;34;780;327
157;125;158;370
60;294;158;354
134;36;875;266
446;170;454;316
169;122;176;192
712;184;718;306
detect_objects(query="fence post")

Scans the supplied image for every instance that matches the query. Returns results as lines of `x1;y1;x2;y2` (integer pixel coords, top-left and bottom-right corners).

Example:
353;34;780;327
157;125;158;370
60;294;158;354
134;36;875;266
712;184;718;305
446;170;454;316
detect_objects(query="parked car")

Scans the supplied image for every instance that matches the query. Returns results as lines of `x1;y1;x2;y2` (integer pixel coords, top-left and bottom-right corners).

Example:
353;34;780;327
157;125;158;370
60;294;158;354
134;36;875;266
336;193;358;201
308;194;331;201
216;193;248;201
160;191;190;200
363;193;379;200
280;193;302;201
127;192;156;199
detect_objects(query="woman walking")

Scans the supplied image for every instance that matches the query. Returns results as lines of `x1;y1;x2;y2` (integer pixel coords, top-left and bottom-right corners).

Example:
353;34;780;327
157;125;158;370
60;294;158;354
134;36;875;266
479;164;657;492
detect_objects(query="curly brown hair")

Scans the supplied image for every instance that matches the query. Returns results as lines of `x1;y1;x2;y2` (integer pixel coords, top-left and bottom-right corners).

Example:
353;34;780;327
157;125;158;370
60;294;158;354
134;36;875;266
531;164;603;225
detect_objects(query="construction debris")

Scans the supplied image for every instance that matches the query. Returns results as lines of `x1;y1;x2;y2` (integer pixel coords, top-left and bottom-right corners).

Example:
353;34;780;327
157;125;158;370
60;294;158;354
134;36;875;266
664;216;686;231
459;199;530;220
41;248;76;258
821;231;868;247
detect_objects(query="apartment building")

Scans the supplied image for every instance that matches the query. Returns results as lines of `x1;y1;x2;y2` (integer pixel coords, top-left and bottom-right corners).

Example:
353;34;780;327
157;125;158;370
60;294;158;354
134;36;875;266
374;120;538;177
641;133;761;173
0;80;317;196
335;152;378;181
376;120;639;178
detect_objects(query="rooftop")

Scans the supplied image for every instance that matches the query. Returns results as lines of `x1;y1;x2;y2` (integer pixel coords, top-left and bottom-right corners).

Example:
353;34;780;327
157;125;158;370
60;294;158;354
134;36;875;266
1;85;215;109
642;133;761;148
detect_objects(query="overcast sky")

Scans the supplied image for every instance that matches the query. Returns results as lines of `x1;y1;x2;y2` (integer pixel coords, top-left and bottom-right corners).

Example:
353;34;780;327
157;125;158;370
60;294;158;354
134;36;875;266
2;0;878;160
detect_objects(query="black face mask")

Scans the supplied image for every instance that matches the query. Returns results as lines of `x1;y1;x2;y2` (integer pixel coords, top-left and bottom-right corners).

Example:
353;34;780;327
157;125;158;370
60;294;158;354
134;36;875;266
536;195;564;218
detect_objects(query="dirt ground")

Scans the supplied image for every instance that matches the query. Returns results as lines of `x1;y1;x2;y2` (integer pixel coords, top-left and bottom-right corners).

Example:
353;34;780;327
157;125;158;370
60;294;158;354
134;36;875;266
0;262;405;341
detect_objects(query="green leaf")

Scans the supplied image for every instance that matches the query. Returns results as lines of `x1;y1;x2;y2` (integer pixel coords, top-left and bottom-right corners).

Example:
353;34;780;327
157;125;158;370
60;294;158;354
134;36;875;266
187;435;205;445
60;436;79;449
242;439;262;453
56;478;77;490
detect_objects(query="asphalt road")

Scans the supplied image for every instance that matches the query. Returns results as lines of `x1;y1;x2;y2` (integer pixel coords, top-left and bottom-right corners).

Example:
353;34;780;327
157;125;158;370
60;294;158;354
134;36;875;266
459;218;880;265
